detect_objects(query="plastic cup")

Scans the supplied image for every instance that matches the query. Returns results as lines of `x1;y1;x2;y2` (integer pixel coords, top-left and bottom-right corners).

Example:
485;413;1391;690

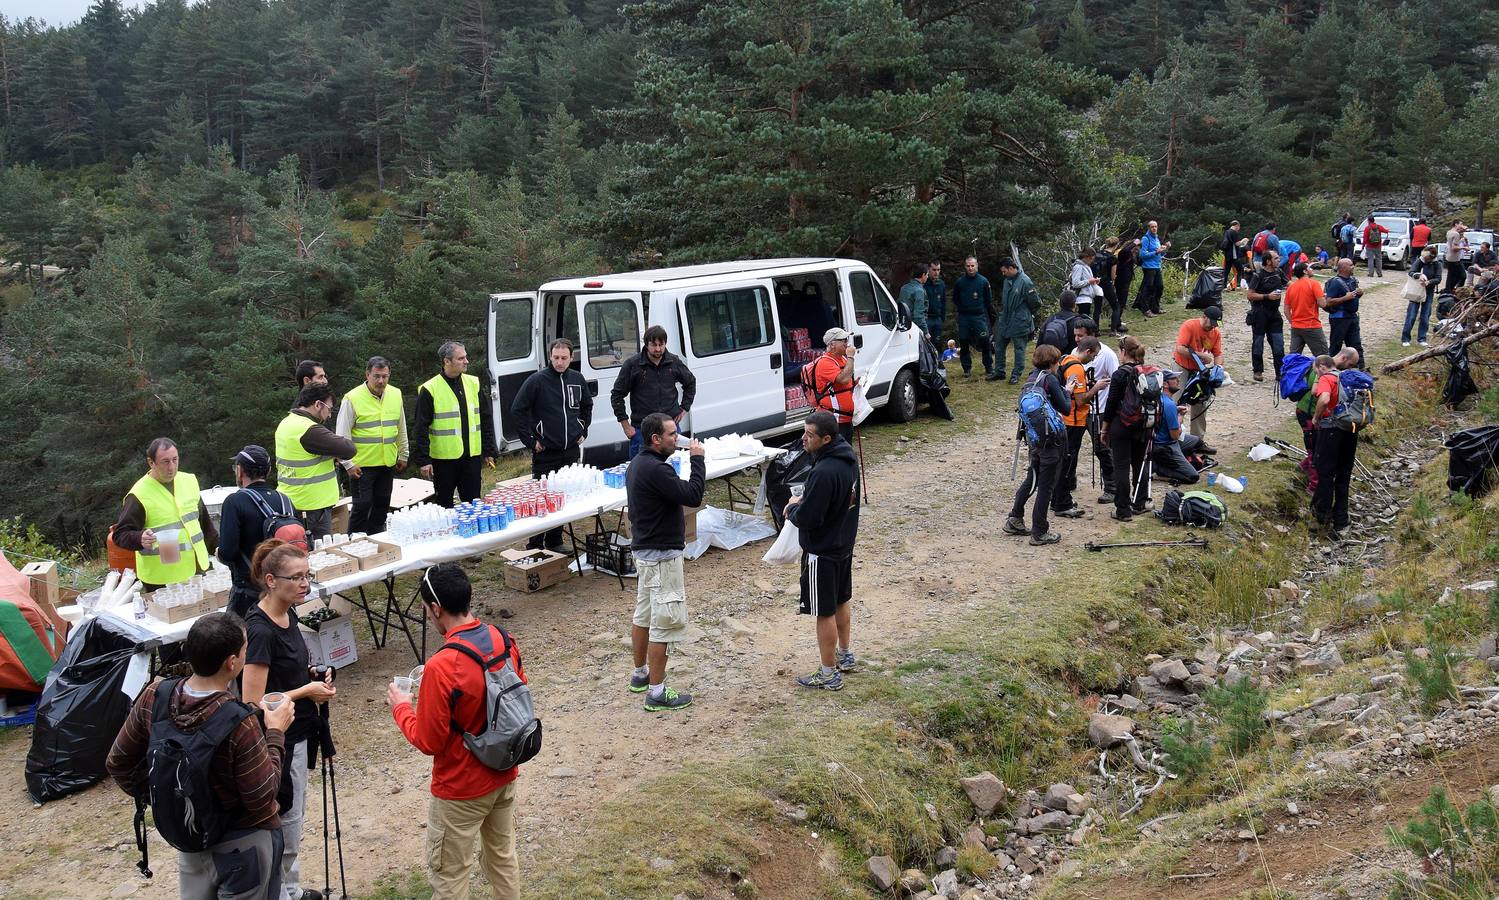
393;676;413;693
790;484;804;498
261;692;287;711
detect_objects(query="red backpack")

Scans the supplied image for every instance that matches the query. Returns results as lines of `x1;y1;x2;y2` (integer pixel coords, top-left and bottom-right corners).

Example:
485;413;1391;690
1252;231;1270;254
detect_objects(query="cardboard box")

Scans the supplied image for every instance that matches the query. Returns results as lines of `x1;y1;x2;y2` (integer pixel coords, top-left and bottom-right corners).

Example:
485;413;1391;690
143;593;215;624
330;496;353;537
500;548;572;593
300;615;358;669
295;594;353;623
307;553;359;582
21;561;68;633
339;539;402;571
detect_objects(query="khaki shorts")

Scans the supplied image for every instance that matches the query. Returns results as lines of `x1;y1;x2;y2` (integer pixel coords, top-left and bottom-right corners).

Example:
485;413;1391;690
633;556;688;644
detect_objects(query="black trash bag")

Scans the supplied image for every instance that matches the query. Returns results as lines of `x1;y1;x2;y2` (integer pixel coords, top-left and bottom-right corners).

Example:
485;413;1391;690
1445;425;1499;497
1436;292;1460;320
1442;341;1480;408
917;335;955;421
25;617;150;803
765;438;815;530
1186;267;1225;310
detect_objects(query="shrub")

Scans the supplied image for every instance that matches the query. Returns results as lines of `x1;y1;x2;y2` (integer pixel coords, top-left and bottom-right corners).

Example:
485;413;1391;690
1204;678;1269;754
1159;717;1213;779
1405;644;1460;712
1388;787;1499;889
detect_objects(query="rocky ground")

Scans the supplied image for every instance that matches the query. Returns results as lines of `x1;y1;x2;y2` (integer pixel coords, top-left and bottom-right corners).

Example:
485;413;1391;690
3;270;1450;899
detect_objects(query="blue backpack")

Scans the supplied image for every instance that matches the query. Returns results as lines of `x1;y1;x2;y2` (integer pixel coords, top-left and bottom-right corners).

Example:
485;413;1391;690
1018;373;1065;448
1331;370;1376;432
1278;354;1315;401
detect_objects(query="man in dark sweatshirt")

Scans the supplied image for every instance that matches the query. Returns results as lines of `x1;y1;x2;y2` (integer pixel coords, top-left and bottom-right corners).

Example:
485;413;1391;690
217;444;299;616
785;411;860;692
512;339;593;550
107;611;292;899
611;325;697;459
624;413;705;712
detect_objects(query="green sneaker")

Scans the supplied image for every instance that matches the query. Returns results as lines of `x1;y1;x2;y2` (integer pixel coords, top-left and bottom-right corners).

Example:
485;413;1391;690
797;668;844;691
629;670;649;693
644;686;693;712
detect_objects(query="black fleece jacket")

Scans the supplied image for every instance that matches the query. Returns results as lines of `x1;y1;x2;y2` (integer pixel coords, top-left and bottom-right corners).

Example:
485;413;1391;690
512;365;593;452
610;350;697;426
788;437;860;557
626;449;706;550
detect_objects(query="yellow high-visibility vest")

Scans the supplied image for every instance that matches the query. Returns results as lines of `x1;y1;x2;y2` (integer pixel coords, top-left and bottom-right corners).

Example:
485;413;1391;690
275;413;338;511
421;374;481;460
126;472;208;585
344;383;403;467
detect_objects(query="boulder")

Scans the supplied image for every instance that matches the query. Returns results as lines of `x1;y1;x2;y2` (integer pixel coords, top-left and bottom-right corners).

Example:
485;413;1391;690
1296;643;1344;675
932;869;959;898
1194;647;1222;667
900;870;929;894
1088;713;1136;748
1185;672;1217;694
1042;783;1076;811
1065;792;1092;816
1015;810;1073;835
934;846;958;868
1148;658;1191;684
960;772;1007;816
868;856;899;892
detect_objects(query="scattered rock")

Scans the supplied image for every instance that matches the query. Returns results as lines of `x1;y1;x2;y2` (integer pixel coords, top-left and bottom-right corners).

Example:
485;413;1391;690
1296;643;1344;675
1015;810;1073;835
1479;635;1498;660
1042;783;1076;811
1194;647;1222;667
1287;802;1300;816
650;856;676;872
962;824;987;850
1148;658;1191;685
934;846;959;868
1370;673;1404;690
1065;792;1091;817
960;772;1007;816
900;869;929;894
1463;580;1497;593
867;856;899;892
547;766;579;778
1088;713;1136;748
932;869;959;898
1185;672;1217;694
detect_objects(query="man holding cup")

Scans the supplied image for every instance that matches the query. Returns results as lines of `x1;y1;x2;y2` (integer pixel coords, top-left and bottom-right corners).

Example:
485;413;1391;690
387;563;527;900
112;437;218;592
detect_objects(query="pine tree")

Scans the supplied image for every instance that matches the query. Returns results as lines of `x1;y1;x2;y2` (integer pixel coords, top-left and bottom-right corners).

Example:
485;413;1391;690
1055;0;1098;69
1321;98;1378;195
1443;74;1499;228
0;163;61;288
1392;73;1453;218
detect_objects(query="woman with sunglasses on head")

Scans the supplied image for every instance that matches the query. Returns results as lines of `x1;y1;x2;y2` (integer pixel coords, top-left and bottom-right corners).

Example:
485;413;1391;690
242;539;337;900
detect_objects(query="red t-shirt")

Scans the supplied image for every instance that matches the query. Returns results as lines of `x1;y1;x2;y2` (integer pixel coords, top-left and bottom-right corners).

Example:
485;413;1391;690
1173;320;1223;371
1284;278;1324;329
393;621;526;800
1312;372;1340;420
813;353;854;423
1411;223;1431;247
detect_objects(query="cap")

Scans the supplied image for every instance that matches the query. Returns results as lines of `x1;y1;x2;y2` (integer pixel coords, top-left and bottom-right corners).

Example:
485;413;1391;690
823;327;852;344
1203;305;1222;322
1162;369;1181;381
232;444;271;471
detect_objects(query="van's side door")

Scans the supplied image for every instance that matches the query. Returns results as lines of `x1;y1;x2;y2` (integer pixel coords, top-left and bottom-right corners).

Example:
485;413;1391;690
843;267;908;401
575;293;644;457
487;292;541;451
674;280;788;438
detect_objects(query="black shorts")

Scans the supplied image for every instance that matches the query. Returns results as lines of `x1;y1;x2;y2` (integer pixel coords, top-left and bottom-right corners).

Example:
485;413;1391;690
799;552;853;616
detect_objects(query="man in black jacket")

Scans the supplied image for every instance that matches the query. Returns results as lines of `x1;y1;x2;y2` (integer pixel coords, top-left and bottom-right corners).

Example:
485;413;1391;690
785;411;860;692
611;325;697;459
625;413;705;712
512;339;593;550
217;445;298;616
1244;251;1288;382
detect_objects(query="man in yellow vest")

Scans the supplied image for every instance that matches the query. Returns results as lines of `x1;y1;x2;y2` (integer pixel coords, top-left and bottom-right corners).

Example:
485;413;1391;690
335;355;408;534
112;437;218;592
275;382;355;540
413;341;497;508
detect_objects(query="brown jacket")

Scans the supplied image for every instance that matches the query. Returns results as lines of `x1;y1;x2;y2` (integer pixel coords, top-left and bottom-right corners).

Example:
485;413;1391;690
106;679;285;831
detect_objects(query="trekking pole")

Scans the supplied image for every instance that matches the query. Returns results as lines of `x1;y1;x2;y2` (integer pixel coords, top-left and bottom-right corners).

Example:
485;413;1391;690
1010;427;1022;480
321;748;332;900
1086;537;1208;551
317;694;348;900
854;426;869;504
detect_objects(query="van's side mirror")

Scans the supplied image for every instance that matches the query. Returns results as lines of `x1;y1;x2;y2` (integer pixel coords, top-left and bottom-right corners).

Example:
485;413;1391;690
895;302;913;331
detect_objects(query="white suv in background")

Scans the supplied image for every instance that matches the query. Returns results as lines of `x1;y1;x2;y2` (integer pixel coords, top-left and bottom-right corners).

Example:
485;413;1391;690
1353;207;1415;269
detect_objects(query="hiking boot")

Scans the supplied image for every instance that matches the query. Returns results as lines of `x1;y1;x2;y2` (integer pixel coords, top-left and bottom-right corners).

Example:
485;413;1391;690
1110;509;1133;522
1252;372;1264;382
1054;506;1085;518
1002;517;1029;536
1008;374;1020;385
1029;531;1061;546
1132;502;1149;514
644;686;693;712
985;371;1004;382
1097;492;1114;505
629;670;650;693
797;668;844;691
836;648;857;672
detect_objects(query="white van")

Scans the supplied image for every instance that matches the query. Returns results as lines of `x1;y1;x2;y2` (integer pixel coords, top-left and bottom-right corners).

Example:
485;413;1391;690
485;258;927;459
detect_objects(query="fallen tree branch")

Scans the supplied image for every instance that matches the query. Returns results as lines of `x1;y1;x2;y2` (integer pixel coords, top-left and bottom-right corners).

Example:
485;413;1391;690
1381;322;1499;373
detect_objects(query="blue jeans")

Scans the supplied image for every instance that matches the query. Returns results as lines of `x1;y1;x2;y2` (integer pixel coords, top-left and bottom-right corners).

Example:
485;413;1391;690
628;429;643;459
1401;288;1435;343
995;335;1028;378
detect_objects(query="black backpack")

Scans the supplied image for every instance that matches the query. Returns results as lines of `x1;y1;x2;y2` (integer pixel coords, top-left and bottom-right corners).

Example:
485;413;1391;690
244;488;309;551
1156;490;1227;528
1039;314;1071;351
144;679;256;853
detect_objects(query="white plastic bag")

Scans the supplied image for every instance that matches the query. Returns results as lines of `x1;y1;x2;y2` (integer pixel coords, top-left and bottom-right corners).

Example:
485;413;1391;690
761;520;801;566
1247;443;1280;462
852;383;875;426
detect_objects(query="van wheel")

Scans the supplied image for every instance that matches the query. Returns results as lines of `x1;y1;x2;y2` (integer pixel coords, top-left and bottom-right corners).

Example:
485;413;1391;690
885;368;918;422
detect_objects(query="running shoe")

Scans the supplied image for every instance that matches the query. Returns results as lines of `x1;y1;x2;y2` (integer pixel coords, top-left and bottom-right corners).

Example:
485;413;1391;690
797;669;844;691
644;686;693;711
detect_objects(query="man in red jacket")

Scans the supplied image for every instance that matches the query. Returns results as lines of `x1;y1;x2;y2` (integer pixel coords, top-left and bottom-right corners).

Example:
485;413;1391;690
388;563;525;900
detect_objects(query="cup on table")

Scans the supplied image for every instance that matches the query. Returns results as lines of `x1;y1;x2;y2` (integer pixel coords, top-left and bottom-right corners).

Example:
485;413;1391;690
392;676;414;693
261;691;287;711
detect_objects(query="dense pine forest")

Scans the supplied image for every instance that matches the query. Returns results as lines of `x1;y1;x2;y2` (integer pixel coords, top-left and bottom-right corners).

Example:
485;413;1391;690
1;0;1495;543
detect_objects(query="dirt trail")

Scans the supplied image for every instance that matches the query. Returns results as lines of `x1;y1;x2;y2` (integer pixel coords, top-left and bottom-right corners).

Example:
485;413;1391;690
1;273;1414;898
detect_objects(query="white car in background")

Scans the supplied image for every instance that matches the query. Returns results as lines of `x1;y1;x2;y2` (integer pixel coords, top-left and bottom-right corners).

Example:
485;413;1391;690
1352;207;1415;269
1433;229;1496;263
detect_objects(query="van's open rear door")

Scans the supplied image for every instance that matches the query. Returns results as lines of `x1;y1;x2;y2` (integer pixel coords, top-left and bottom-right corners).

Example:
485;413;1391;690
487;292;540;450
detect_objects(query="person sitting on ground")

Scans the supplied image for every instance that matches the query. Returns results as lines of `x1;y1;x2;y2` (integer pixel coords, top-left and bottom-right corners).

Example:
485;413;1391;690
1150;371;1204;486
1312;245;1331;269
1003;344;1073;545
107;611;292;900
1472;241;1498;275
1037;293;1080;354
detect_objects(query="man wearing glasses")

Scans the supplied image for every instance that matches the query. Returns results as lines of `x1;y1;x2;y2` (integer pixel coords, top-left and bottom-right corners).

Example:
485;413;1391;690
274;382;355;540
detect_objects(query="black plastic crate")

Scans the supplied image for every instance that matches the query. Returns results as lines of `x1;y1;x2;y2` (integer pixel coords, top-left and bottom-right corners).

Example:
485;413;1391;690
585;531;635;577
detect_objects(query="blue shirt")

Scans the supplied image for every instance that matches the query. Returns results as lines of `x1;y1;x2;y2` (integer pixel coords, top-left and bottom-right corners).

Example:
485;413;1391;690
1316;249;1329;263
1155;394;1181;445
1324;274;1360;319
1278;240;1301;273
1140;233;1164;269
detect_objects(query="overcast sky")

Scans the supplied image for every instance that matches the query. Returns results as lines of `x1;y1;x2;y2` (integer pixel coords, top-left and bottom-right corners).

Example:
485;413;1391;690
2;0;148;27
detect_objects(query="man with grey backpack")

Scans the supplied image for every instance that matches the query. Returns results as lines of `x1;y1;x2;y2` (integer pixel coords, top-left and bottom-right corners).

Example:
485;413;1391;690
388;563;539;900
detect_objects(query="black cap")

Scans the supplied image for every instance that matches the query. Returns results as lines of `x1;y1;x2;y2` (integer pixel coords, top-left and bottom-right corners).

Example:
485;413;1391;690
1203;305;1222;322
232;444;271;473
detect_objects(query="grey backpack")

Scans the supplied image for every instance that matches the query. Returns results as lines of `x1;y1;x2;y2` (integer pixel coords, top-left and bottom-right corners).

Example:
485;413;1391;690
443;629;542;772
